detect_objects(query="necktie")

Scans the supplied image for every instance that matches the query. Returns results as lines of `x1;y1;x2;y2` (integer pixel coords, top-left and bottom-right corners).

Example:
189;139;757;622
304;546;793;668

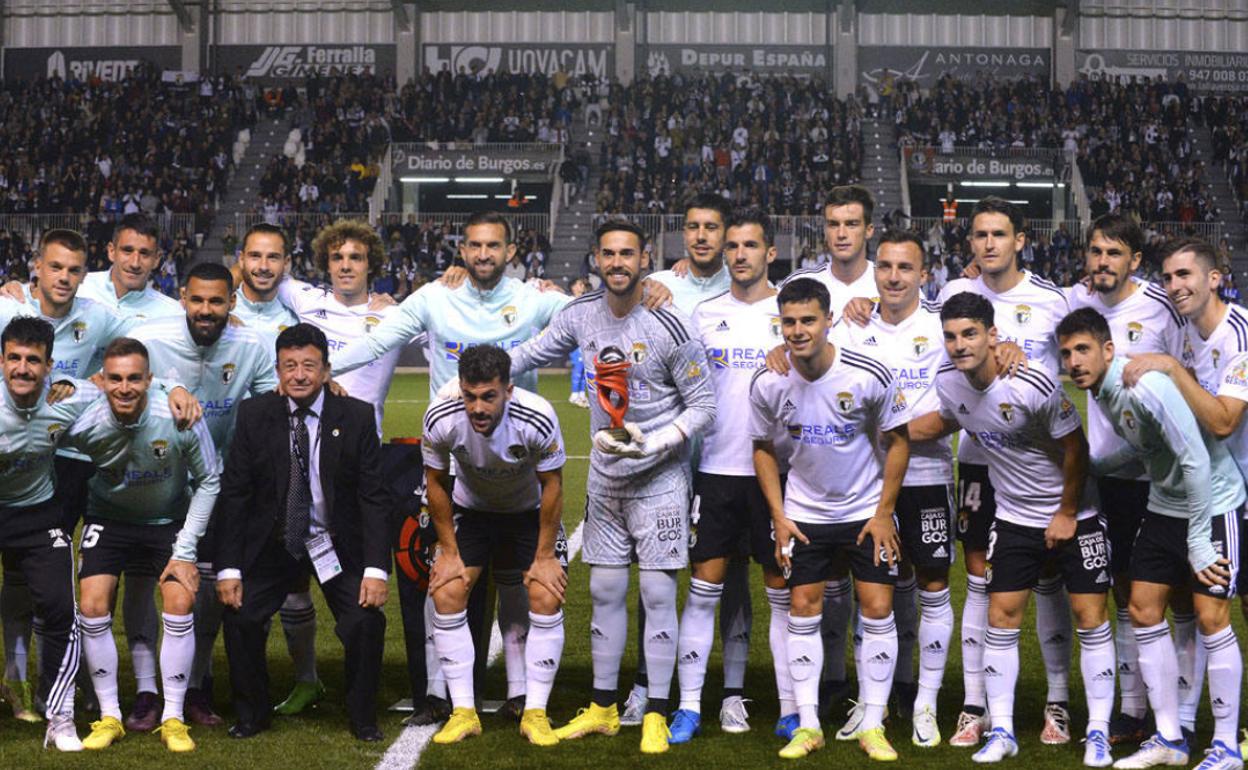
284;406;312;558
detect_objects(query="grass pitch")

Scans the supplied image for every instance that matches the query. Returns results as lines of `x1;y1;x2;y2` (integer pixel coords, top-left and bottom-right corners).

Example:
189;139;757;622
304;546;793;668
1;376;1243;769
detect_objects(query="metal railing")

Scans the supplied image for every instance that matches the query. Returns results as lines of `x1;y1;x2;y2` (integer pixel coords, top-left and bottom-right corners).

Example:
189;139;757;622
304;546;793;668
906;217;1223;246
0;212;196;243
236;211;552;242
592;213;829;271
907;145;1062;161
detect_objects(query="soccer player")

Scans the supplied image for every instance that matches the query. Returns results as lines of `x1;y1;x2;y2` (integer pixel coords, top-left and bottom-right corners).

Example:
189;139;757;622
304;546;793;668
71;338;220;753
670;208;787;743
832;230;954;748
508;220;715;754
1066;214;1188;745
750;277;910;761
230;223;299;333
422;346;567;746
1059;307;1242;770
913;292;1112;765
648;193;733;312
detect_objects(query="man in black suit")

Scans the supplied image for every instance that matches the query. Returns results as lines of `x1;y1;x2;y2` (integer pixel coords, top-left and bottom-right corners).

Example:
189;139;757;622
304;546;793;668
215;323;390;742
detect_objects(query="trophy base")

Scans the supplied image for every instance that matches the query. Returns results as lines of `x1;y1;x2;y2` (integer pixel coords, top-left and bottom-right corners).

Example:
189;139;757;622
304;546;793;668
606;427;631;442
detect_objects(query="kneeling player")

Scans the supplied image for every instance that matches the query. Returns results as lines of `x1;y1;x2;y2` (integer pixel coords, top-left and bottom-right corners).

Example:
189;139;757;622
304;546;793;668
1059;308;1243;770
423;346;568;746
70;338;220;753
915;293;1114;766
751;278;911;761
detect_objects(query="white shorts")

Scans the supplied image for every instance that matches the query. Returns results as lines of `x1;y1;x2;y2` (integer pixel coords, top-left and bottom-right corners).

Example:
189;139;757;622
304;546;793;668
581;477;690;570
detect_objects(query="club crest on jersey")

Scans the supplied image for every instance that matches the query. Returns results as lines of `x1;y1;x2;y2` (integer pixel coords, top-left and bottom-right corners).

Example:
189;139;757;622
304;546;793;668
47;423;65;443
836;391;855;413
686;361;702;379
363;315;381;333
221;363;236;383
71;321;87;342
1013;305;1032;325
151;440;170;460
1122;409;1137;431
708;348;729;369
891;389;908;414
630;342;648;364
1060;396;1076;419
912;336;929;356
998;403;1015;423
769;317;782;339
507;444;528;460
540;439;560;460
1127;322;1144;344
1232;360;1248;384
501;305;518;327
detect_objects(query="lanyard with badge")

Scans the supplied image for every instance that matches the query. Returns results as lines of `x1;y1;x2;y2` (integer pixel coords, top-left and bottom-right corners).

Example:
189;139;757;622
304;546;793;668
291;411;343;583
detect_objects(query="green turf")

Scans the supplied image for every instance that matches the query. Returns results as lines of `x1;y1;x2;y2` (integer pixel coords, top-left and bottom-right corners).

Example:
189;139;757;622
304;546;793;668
0;376;1243;769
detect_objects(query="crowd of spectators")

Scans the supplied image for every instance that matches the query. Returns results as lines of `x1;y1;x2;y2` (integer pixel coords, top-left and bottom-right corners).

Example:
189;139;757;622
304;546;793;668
1208;94;1248;219
595;72;863;217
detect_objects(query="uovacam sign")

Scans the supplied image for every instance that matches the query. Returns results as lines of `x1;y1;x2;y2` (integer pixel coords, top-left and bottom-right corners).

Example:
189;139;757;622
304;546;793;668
4;46;181;82
423;44;614;79
392;145;562;178
214;44;396;81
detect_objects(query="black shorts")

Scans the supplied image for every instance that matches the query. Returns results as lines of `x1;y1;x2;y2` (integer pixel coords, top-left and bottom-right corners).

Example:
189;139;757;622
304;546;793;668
1132;508;1242;599
985;516;1112;594
53;455;94;533
956;463;996;551
1098;477;1149;576
897;483;956;570
453;506;551;571
689;472;779;571
788;518;900;588
78;517;179;580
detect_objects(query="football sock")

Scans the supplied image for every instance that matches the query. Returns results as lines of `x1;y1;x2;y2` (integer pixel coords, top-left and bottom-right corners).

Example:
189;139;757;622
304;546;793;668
639;569;678;714
916;588;953;714
720;560;751;696
984;626;1021;736
432;610;475;710
124;575;160;695
787;612;822;730
892;578;918;686
1202;626;1242;747
495;570;529;700
860;613;898;731
766;587;796;716
1173;612;1199;731
81;614;121;720
589;566;629;699
962;574;989;710
1;580;32;681
1077;621;1115;735
424;597;447;699
189;571;223;690
524;610;563;712
279;591;318;684
820;579;852;683
1115;607;1146;719
1034;576;1072;704
676;578;722;713
159;613;195;722
852;601;864;702
1134;621;1182;742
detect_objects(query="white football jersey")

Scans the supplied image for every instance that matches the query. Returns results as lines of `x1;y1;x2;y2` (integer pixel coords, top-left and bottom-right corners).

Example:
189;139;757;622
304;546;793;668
749;346;908;525
780;260;878;322
421;388;565;513
1068;279;1185;480
936;364;1097;528
693;290;790;475
1182;303;1248;486
833;300;952;486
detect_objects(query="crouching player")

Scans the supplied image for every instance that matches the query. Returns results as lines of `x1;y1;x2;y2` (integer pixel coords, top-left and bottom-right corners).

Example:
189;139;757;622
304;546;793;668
1060;308;1243;770
423;345;569;747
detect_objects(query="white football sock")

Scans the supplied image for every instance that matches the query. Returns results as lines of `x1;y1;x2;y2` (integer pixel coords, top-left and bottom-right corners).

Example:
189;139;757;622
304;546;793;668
892;578;917;686
1134;621;1182;742
1077;621;1115;735
638;569;678;703
1034;577;1072;703
859;613;898;731
279;591;318;684
1115;607;1145;719
81;614;121;720
820;579;852;683
787;612;822;730
719;561;751;694
589;566;629;693
159;613;195;722
1;580;32;681
495;570;530;700
424;596;447;699
766;587;796;716
983;626;1020;736
432;609;475;710
1173;612;1199;731
1202;626;1242;747
916;588;953;714
189;570;222;690
962;574;989;710
852;601;864;701
676;578;722;713
524;610;563;712
124;575;160;695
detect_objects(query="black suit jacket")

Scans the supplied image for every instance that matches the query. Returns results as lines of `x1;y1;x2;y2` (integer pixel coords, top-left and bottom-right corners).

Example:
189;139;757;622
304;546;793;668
216;389;391;576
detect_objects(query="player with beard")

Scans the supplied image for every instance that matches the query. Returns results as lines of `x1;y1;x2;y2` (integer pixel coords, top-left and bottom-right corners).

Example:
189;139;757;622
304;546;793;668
507;220;715;755
127;263;279;727
1065;215;1189;745
647;193;733;313
231;223;299;334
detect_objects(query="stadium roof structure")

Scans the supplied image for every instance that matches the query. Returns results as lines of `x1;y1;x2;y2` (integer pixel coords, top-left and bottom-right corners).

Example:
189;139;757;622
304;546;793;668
415;0;1063;11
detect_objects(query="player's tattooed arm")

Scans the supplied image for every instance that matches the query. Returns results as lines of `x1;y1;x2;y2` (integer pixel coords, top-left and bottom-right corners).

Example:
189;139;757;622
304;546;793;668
1046;426;1089;549
527;467;568;604
754;439;805;574
858;424;908;567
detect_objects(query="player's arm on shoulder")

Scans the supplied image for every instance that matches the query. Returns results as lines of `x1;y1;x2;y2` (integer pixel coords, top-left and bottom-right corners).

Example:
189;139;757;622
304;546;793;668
1129;352;1247;438
510;302;578;377
333;289;430;377
910;382;960;441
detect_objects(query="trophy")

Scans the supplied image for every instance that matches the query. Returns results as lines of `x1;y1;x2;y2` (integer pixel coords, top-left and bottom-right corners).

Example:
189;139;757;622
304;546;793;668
594;346;633;442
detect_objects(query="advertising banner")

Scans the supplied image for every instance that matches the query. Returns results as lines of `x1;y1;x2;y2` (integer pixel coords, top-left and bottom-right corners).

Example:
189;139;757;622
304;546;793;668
423;44;614;79
391;144;563;179
643;44;829;78
4;46;181;82
859;45;1050;94
904;147;1060;182
214;44;396;82
1077;50;1248;93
